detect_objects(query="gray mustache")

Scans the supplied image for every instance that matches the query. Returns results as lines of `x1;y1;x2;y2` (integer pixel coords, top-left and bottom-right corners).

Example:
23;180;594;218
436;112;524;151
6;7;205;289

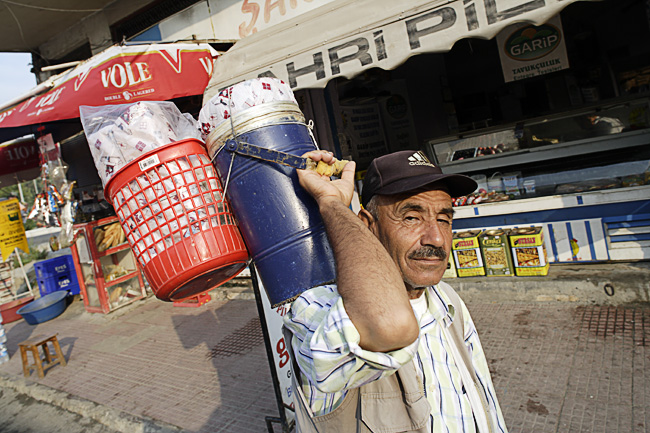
409;246;447;260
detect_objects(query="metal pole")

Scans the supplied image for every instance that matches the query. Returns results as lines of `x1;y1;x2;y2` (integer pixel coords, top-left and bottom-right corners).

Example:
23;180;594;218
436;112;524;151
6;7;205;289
250;264;293;433
13;247;33;296
16;178;25;203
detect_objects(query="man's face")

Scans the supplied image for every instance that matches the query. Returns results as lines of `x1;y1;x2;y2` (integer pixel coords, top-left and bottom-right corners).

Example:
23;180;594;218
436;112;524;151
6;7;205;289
366;188;454;291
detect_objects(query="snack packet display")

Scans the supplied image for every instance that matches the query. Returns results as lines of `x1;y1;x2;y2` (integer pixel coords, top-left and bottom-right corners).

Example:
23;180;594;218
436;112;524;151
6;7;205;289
79;101;202;186
198;77;296;140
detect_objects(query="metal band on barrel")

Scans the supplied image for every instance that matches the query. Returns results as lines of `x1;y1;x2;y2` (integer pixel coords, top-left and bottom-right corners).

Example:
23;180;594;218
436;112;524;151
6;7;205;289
205;101;306;159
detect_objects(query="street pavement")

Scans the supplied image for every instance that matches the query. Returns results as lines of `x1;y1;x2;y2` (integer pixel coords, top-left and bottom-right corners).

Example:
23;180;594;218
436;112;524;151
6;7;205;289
0;263;648;433
0;385;119;433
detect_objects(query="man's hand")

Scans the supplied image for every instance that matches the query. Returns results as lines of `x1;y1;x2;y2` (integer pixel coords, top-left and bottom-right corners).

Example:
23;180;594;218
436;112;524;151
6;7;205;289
296;150;418;353
297;150;356;208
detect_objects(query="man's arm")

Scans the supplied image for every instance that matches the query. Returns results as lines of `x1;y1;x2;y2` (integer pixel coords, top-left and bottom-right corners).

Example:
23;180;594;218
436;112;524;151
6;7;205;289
297;151;418;352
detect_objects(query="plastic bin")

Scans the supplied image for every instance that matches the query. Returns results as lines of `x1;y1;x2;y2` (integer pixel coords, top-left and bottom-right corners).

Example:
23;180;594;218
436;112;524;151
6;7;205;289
104;138;250;301
17;291;70;325
34;255;75;279
34;255;80;296
37;273;80;297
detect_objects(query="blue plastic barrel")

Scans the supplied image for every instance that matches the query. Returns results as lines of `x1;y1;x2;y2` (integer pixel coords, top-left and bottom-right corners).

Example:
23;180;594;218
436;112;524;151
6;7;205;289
207;102;336;306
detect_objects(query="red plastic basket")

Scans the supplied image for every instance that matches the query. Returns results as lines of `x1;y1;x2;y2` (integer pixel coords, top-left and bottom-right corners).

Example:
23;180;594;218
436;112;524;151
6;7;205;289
105;138;249;301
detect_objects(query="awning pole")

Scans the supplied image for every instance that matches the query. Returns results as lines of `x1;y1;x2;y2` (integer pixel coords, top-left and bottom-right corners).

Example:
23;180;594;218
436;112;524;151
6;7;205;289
16;177;24;203
13;247;33;296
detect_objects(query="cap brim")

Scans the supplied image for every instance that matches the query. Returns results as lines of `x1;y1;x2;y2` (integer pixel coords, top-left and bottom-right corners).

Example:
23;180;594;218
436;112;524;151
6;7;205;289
376;173;478;198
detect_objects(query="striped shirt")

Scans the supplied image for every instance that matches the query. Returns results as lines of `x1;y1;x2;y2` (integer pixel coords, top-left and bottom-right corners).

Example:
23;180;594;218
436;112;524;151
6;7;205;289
284;284;508;433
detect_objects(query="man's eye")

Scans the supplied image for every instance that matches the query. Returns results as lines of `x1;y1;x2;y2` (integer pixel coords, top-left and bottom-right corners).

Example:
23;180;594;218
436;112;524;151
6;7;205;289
438;218;451;225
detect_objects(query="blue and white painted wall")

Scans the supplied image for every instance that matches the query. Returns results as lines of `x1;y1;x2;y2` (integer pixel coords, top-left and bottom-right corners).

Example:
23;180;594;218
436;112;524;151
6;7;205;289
452;186;650;262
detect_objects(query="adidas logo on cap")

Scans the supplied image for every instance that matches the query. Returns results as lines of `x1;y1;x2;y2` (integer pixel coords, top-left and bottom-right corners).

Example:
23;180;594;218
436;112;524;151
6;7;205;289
407;151;436;168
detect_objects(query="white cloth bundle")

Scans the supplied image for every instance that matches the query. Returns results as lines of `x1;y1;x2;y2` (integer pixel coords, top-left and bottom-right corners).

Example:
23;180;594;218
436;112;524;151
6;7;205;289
80;101;202;186
198;77;296;140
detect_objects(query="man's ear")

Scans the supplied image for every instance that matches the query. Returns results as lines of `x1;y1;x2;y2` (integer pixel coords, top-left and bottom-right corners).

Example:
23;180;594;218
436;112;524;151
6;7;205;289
358;208;375;229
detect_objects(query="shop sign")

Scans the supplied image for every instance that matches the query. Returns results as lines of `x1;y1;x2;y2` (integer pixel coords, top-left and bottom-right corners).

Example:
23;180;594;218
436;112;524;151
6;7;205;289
496;14;569;82
377;81;418;153
256;273;295;425
0;138;39;180
0;198;29;261
207;0;587;93
0;44;217;129
339;102;388;167
210;0;336;39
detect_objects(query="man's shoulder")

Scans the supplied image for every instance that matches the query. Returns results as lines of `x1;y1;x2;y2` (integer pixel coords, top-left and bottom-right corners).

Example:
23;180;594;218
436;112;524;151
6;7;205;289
432;280;458;304
293;284;340;305
286;284;341;321
432;280;469;319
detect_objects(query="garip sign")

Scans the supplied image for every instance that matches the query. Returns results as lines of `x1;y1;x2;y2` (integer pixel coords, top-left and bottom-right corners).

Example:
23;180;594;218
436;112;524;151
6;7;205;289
0;43;218;129
497;14;569;82
205;0;589;95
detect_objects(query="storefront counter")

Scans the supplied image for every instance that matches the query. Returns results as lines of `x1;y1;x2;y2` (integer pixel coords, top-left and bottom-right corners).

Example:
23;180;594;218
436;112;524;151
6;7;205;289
423;97;649;263
452;185;650;262
436;127;650;178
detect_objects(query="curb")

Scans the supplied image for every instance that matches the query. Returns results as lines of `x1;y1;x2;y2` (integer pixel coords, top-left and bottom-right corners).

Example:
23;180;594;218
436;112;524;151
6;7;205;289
454;262;650;305
0;373;186;433
210;279;255;301
212;263;650;305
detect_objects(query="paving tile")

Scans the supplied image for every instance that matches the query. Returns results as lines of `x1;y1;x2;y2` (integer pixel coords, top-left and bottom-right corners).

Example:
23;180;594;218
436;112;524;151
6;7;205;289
1;295;648;432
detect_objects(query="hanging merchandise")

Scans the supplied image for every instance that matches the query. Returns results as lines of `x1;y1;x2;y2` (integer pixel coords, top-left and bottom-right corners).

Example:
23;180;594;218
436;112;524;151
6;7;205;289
27;193;58;226
47;184;64;214
48;160;69;192
26;133;79;249
79;101;202;187
58;200;78;245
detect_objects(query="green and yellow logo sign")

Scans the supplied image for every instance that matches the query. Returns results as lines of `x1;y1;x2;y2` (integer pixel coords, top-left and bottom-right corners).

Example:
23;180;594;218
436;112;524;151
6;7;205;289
504;23;561;61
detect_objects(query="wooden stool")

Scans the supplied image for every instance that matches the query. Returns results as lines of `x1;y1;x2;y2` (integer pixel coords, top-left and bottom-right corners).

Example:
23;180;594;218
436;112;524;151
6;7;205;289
18;334;67;378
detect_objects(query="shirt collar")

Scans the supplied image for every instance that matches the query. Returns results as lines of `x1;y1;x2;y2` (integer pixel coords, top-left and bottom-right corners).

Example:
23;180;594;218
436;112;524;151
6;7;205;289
419;285;456;330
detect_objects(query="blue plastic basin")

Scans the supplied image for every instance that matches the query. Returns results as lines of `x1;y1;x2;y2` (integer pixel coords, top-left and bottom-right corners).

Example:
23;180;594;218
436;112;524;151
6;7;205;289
17;291;70;325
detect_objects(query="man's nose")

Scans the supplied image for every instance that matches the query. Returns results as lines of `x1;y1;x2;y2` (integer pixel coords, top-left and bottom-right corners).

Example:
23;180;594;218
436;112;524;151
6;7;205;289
420;221;446;247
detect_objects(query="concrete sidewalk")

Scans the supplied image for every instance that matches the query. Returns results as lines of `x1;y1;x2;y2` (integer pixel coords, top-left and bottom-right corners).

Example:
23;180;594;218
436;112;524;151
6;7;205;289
0;263;648;433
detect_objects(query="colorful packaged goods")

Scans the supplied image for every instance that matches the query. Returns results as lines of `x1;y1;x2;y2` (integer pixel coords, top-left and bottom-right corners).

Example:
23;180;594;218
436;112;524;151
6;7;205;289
479;229;515;277
442;256;457;279
509;226;549;276
452;230;485;277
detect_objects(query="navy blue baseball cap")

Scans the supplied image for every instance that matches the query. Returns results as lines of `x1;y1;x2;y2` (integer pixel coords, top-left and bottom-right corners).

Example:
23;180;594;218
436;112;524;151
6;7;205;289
361;150;477;207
